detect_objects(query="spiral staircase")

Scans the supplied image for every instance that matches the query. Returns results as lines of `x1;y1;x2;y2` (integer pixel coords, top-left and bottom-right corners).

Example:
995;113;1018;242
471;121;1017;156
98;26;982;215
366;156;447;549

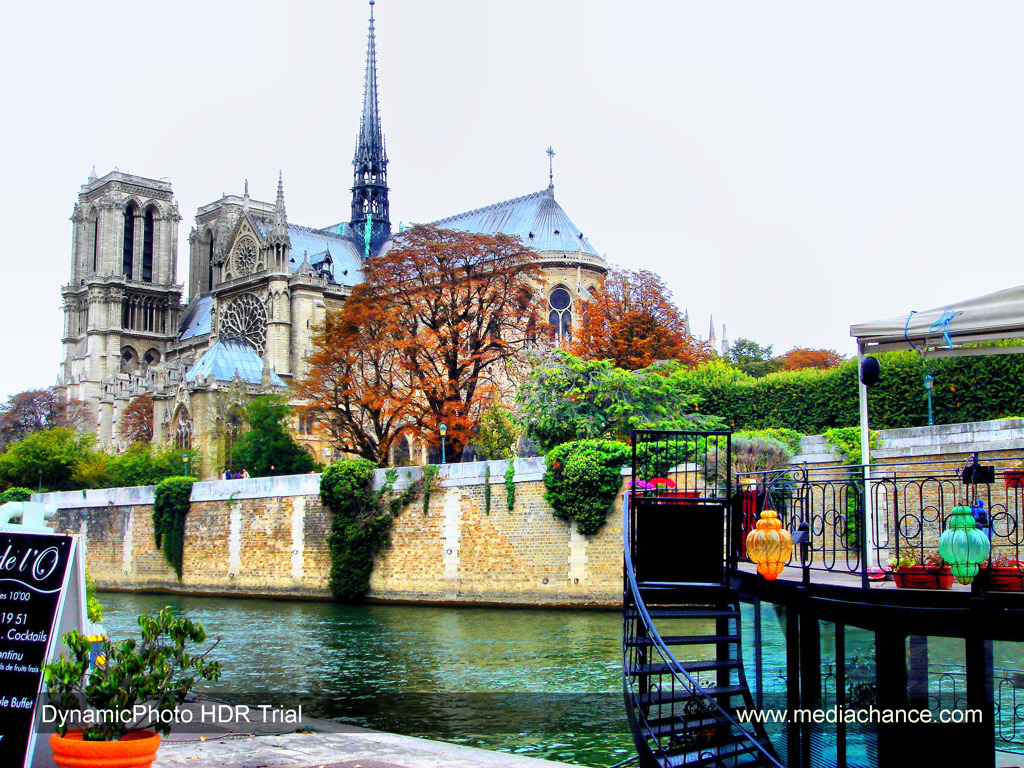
623;430;782;767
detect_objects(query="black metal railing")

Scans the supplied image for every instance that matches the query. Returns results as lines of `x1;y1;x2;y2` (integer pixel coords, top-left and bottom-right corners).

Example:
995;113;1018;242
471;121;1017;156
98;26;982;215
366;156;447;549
631;429;732;504
735;454;1024;587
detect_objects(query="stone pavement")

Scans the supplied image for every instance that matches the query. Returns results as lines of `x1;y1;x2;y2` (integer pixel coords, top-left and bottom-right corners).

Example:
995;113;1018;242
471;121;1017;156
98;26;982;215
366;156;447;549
155;731;581;768
30;697;583;768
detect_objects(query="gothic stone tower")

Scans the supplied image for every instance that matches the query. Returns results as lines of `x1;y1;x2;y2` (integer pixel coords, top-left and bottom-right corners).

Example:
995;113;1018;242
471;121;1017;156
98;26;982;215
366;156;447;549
59;170;182;437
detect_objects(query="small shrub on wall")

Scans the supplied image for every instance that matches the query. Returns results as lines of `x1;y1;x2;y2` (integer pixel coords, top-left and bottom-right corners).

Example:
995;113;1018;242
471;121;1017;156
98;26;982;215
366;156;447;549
0;487;33;504
152;476;195;580
544;440;630;535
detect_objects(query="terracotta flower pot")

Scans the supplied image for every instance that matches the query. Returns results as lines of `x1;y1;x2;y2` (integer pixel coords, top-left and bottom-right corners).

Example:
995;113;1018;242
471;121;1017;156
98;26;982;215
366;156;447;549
980;566;1024;592
50;729;161;768
893;565;954;590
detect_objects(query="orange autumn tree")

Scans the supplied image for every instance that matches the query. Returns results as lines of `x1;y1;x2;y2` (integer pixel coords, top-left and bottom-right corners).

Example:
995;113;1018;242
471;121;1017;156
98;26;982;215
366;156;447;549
294;284;414;465
570;268;711;370
776;347;845;371
119;394;155;445
296;225;539;464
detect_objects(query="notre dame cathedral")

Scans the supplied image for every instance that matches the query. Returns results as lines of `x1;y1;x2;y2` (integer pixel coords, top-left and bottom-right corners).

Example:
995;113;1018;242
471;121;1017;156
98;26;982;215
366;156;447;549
56;1;611;474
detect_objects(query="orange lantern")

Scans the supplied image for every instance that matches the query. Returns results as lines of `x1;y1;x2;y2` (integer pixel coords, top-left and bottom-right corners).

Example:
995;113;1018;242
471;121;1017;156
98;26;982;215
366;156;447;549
746;509;793;580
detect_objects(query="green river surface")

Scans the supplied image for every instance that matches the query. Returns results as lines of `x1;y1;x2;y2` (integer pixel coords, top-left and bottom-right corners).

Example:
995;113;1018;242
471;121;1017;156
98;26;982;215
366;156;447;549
97;592;636;767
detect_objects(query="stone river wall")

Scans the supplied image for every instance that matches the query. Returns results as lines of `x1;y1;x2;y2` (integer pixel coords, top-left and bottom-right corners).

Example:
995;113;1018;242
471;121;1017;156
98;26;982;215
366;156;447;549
36;459;625;607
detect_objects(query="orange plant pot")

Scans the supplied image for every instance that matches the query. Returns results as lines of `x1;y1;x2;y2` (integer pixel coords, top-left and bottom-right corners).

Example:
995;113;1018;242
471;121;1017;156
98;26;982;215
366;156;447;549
50;730;161;768
893;565;953;590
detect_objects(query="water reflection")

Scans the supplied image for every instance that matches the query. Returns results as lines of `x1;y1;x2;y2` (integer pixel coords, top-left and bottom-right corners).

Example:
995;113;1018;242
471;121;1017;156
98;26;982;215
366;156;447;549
97;593;634;766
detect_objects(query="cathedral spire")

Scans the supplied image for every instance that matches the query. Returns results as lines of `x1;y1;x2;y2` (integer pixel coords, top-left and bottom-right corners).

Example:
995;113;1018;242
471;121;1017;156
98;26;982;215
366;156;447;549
350;0;390;257
272;171;289;246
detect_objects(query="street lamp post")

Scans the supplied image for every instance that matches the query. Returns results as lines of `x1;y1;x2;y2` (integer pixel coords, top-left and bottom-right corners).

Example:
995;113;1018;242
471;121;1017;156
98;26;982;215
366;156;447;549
183;452;190;477
439;423;447;464
924;373;934;426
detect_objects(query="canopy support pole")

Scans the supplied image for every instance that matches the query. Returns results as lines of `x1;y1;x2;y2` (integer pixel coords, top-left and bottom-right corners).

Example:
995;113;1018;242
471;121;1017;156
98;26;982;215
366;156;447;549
857;345;876;585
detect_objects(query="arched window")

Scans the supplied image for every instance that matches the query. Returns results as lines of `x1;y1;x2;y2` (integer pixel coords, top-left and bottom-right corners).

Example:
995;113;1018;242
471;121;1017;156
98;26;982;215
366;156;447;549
142;207;155;282
393;435;411;467
174;408;193;450
205;231;215;291
120;346;139;374
122;203;137;279
92;217;100;272
549;287;572;342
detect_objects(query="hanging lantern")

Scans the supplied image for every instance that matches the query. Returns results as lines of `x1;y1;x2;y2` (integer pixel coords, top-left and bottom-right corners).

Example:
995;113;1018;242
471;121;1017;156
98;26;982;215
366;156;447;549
746;509;793;580
938;504;991;585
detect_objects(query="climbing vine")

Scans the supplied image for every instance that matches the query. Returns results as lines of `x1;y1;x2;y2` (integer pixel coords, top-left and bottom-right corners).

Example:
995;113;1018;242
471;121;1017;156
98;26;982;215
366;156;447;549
320;460;420;601
505;461;516;512
421;464;439;514
544;440;630;535
484;464;491;515
153;476;195;580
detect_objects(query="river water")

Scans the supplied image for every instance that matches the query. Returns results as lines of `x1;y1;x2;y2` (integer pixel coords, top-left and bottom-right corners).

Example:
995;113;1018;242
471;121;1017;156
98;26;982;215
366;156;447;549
97;592;636;767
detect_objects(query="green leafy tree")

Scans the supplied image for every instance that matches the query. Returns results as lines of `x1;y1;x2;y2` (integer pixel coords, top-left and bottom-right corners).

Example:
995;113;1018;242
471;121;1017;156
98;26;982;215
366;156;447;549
517;350;722;452
727;337;780;378
231;395;317;477
0;428;97;492
106;444;194;488
474;402;521;460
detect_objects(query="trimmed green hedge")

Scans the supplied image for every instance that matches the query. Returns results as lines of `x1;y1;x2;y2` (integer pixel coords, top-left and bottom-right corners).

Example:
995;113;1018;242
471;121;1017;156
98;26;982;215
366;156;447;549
153;477;195;580
677;350;1024;432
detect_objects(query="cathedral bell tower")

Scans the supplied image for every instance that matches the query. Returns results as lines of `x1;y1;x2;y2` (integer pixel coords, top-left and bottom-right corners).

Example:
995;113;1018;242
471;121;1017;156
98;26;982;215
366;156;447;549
350;0;391;259
60;170;183;437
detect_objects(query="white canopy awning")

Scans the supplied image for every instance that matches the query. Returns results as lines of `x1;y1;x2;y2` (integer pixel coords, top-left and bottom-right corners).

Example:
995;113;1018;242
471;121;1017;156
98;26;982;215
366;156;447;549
851;284;1024;357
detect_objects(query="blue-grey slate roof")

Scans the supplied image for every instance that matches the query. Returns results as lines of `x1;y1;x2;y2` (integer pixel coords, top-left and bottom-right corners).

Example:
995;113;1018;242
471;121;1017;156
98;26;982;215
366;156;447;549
430;188;600;257
289;224;364;285
184;339;285;386
179;295;212;340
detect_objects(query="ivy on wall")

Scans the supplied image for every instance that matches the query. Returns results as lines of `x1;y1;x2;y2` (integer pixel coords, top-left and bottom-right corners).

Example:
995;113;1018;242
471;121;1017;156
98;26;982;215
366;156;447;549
505;462;516;512
153;476;195;580
544;440;630;535
319;460;420;602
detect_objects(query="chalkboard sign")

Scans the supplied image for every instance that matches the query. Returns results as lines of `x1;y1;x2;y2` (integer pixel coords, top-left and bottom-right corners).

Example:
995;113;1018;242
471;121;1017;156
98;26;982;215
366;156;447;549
0;531;73;768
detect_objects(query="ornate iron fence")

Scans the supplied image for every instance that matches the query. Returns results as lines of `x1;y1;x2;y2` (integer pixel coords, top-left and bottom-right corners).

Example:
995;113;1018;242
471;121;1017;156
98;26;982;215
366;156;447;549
736;455;1024;584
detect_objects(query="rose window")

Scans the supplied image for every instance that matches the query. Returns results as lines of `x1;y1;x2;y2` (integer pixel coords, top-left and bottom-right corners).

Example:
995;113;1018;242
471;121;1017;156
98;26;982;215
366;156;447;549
233;238;258;276
220;293;267;356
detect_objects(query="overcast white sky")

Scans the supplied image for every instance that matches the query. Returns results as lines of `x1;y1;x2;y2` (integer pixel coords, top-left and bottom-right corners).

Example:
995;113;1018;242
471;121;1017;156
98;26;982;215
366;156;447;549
4;0;1024;401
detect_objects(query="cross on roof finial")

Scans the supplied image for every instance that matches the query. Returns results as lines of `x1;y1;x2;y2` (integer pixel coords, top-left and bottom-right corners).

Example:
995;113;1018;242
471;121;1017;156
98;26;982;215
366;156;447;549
546;146;556;190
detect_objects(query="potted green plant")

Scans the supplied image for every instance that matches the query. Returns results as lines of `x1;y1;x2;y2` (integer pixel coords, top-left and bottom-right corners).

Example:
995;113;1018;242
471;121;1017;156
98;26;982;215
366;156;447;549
979;553;1024;592
44;606;221;768
890;552;954;589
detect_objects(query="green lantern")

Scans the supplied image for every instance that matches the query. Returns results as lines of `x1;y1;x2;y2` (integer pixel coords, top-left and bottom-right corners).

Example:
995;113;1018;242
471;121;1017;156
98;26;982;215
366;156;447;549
938;504;991;585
